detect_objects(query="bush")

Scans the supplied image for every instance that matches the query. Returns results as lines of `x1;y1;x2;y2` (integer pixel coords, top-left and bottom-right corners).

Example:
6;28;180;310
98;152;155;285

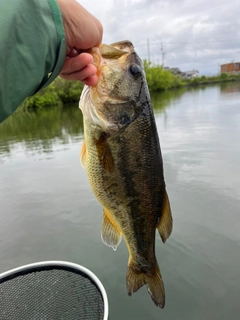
220;73;228;80
144;60;183;92
53;78;83;103
19;77;83;111
191;77;201;86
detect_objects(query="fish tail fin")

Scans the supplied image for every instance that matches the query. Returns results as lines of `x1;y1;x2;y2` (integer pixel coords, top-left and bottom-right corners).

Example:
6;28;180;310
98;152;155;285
126;261;165;308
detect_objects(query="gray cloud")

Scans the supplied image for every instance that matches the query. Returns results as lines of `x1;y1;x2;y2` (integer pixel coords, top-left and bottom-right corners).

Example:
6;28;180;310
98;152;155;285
79;0;240;75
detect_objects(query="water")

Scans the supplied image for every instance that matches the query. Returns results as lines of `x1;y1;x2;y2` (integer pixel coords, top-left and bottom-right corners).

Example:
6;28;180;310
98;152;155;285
0;82;240;319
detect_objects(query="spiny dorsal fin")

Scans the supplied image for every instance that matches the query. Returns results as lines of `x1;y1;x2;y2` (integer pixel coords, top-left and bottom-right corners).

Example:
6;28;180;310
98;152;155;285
157;190;173;243
80;140;86;168
101;208;122;250
94;133;114;173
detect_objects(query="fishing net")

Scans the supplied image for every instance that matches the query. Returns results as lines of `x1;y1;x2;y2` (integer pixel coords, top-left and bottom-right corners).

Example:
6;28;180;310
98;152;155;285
0;261;108;320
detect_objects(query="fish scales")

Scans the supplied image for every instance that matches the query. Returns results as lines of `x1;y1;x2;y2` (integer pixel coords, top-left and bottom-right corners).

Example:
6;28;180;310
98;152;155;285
79;40;173;308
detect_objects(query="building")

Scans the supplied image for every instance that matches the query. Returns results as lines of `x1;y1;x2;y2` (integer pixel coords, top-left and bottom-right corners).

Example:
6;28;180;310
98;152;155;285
164;67;199;79
220;62;240;74
165;67;182;76
181;70;199;79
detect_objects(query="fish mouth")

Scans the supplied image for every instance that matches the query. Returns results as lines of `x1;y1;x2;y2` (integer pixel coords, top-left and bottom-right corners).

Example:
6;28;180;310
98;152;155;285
110;40;135;53
89;41;135;74
79;41;140;131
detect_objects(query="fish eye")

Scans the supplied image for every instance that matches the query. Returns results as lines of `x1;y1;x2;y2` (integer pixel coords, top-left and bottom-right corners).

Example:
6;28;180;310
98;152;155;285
129;64;141;78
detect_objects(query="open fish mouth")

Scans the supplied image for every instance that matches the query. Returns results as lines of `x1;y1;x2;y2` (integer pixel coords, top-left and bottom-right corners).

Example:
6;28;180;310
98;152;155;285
88;41;135;71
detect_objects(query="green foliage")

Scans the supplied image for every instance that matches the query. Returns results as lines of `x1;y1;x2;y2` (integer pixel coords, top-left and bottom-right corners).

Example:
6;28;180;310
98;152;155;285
191;77;201;86
19;77;83;111
53;78;84;103
143;60;184;92
16;65;240;111
220;72;228;80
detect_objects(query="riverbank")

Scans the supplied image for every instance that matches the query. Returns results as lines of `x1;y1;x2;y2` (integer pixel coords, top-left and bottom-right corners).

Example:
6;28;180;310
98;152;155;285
144;61;240;91
19;63;240;110
19;78;84;110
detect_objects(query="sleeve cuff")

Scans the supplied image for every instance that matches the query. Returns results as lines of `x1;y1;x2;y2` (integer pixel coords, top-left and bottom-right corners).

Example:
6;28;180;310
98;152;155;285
31;0;66;95
31;38;66;94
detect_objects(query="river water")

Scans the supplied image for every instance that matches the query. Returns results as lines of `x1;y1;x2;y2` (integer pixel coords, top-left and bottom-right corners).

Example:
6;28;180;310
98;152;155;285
0;82;240;320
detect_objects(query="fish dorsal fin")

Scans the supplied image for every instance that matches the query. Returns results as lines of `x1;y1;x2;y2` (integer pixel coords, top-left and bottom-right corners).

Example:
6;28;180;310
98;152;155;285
94;133;114;173
101;208;122;250
157;190;173;243
80;140;86;168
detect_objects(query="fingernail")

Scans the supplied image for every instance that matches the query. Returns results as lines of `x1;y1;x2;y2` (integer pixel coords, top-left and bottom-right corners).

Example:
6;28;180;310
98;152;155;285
68;47;79;58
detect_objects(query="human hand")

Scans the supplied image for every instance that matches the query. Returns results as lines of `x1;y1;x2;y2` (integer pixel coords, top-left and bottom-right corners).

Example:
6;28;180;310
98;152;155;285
57;0;103;86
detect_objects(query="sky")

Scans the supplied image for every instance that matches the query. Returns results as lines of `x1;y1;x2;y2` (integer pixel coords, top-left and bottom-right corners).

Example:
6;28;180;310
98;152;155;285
78;0;240;75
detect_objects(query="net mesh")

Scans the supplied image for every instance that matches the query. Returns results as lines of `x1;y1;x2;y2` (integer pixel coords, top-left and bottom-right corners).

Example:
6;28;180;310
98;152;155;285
0;266;105;319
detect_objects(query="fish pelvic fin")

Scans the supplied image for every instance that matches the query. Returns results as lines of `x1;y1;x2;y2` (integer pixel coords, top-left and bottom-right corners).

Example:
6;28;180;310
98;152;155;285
80;140;86;168
126;260;165;308
157;190;173;243
101;208;122;250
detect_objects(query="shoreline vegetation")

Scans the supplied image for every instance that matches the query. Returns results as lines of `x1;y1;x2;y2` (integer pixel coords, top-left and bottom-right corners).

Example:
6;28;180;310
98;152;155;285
19;61;240;110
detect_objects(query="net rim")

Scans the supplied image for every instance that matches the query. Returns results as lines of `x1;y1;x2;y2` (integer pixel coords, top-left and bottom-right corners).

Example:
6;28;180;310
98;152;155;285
0;260;109;320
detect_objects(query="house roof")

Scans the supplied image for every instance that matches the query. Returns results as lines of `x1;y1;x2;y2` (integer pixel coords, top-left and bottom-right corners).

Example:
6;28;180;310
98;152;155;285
220;62;240;67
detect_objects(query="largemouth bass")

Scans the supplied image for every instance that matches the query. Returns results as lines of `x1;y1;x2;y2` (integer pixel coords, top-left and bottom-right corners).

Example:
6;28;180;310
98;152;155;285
79;40;172;308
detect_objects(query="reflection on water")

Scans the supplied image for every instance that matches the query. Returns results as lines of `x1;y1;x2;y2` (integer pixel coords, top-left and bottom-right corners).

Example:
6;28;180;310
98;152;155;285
0;105;84;157
0;82;240;320
220;81;240;95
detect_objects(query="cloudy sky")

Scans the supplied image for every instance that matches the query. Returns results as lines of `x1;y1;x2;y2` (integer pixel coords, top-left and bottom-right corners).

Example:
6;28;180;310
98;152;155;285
78;0;240;75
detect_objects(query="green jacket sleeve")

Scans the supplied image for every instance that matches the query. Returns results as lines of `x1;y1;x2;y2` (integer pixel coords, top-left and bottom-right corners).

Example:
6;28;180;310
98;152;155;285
0;0;66;123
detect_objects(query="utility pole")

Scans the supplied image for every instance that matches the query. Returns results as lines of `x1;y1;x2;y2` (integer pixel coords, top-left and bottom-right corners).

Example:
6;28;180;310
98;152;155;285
218;51;222;75
147;38;151;63
161;42;165;66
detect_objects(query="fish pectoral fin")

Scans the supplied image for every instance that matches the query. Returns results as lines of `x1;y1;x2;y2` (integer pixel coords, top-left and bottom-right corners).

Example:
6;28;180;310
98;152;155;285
94;133;114;173
157;190;173;243
101;208;122;250
126;259;165;308
80;140;86;168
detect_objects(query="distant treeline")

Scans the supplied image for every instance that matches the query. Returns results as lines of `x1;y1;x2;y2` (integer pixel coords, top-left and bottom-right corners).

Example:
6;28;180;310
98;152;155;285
19;61;240;110
144;60;240;91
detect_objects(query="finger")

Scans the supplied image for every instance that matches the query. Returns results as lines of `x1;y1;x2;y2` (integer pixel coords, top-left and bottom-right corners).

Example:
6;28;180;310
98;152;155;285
82;75;98;86
61;53;93;75
60;64;97;82
58;0;103;49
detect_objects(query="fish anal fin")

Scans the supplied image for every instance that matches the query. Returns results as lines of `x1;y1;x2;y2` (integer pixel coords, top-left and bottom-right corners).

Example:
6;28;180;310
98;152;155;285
80;140;86;168
94;133;114;173
157;190;173;243
126;260;165;308
101;208;122;250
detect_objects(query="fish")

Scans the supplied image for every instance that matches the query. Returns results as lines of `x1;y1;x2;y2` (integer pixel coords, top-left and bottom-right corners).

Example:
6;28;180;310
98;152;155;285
79;40;173;308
